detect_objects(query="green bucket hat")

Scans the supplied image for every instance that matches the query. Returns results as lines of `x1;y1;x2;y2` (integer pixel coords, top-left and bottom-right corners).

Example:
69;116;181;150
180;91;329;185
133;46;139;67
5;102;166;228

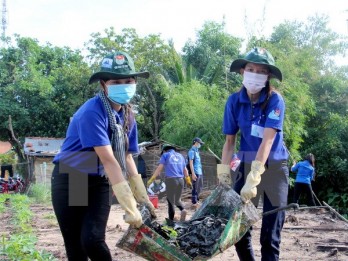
89;51;150;84
230;47;282;81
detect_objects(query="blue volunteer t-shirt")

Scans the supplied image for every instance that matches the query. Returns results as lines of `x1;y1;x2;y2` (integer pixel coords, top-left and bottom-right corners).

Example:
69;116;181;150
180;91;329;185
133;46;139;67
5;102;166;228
159;149;186;178
53;95;139;175
223;87;288;163
188;147;203;175
291;160;315;184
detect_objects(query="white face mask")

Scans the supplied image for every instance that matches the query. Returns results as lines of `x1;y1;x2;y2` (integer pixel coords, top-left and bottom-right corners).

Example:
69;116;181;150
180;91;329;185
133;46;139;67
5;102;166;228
242;71;268;94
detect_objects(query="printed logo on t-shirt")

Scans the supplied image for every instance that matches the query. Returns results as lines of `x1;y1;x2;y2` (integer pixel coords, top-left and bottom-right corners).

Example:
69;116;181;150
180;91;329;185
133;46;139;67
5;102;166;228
170;154;180;163
268;109;280;120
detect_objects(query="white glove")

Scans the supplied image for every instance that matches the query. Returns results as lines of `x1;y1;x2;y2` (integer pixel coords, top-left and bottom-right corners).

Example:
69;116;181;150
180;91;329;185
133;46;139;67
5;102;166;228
240;160;265;203
112;181;142;228
129;174;157;218
217;164;232;185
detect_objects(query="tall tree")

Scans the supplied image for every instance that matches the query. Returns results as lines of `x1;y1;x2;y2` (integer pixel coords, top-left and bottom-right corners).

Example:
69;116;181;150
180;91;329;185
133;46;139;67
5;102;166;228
161;80;227;153
0;35;93;139
182;20;242;90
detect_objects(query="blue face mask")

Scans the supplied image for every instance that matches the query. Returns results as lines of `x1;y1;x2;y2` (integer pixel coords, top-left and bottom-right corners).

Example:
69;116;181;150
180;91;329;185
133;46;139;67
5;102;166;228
197;144;201;149
107;84;136;104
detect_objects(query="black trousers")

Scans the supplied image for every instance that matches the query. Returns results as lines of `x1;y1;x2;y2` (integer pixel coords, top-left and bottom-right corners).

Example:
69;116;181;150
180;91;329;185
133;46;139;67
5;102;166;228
233;161;289;261
1;165;13;178
293;182;316;206
51;164;112;261
165;177;185;220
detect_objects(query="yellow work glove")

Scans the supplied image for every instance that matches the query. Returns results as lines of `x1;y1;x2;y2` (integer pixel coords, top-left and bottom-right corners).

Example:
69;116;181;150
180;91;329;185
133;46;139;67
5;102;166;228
217;164;232;186
240;160;265;203
112;181;142;228
147;175;156;187
185;176;192;189
129;174;157;219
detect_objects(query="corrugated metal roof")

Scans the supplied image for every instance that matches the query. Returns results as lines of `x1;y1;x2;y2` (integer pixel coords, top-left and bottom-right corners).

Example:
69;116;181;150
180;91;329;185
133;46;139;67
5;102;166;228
24;137;65;157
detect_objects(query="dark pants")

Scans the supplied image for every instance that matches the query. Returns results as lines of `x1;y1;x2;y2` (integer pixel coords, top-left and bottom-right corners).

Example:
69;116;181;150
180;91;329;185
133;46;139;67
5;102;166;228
1;165;13;178
191;174;203;204
233;161;288;261
165;177;185;220
51;164;112;261
293;182;316;206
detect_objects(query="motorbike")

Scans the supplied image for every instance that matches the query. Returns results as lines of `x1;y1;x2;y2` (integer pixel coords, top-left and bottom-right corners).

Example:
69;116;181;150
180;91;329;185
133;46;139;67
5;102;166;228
0;176;24;193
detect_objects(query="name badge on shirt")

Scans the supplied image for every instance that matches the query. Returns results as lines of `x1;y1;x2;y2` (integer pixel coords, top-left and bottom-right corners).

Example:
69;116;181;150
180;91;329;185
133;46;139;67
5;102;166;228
251;124;264;138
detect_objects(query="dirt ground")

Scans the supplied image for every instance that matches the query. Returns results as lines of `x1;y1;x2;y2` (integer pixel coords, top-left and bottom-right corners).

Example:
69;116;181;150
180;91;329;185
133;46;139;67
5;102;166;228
3;189;348;261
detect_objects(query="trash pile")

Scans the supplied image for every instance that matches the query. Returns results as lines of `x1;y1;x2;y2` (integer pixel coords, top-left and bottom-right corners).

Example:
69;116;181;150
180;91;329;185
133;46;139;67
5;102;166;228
149;215;228;258
117;186;260;261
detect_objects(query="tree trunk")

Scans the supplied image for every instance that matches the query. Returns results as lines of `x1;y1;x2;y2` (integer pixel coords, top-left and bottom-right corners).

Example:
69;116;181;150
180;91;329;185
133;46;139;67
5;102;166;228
7;115;33;186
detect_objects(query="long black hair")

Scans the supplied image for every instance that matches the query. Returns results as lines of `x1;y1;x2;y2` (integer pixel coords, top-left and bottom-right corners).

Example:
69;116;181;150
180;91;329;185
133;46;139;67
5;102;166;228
305;153;315;167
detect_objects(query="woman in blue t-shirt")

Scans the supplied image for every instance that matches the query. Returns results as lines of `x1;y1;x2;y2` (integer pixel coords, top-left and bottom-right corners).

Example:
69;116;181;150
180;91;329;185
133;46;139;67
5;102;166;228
51;51;156;261
291;153;316;206
217;47;289;261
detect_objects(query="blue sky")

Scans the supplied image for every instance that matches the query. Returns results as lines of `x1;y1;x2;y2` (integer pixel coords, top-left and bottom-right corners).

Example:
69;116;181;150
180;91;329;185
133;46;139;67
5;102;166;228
6;0;348;60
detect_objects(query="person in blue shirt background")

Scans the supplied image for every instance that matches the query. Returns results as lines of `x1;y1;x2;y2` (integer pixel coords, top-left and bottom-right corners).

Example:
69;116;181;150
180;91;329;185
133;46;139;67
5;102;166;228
147;144;192;221
51;51;156;261
291;153;316;206
188;137;204;209
217;47;289;261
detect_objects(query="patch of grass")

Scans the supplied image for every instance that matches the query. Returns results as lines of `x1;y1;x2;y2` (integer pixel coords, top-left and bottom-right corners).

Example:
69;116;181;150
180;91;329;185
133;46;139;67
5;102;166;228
27;183;51;204
0;194;11;214
0;194;57;260
42;213;56;220
1;233;56;261
42;213;58;227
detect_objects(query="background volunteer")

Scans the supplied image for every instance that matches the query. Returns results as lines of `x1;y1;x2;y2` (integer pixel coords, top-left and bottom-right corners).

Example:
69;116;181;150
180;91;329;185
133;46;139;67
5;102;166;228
148;144;192;221
188;137;204;208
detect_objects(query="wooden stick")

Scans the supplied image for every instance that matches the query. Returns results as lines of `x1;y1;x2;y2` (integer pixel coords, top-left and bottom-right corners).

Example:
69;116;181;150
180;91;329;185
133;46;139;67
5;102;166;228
283;226;348;231
311;189;323;206
207;147;221;162
323;201;348;224
317;244;348;251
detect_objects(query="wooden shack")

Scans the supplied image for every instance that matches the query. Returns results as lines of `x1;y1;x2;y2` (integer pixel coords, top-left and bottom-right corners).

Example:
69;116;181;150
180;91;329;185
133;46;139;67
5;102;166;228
24;137;65;185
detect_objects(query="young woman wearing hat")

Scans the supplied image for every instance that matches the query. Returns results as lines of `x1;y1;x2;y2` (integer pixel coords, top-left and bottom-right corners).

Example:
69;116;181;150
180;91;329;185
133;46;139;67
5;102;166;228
51;51;156;261
217;47;289;260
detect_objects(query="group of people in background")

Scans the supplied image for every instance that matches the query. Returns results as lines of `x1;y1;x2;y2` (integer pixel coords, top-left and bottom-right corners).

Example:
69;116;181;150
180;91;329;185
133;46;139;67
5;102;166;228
51;47;317;261
146;136;204;222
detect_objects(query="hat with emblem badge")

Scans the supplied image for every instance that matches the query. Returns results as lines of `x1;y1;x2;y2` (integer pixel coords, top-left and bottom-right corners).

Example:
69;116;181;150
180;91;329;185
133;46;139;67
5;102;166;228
89;51;150;84
229;47;282;81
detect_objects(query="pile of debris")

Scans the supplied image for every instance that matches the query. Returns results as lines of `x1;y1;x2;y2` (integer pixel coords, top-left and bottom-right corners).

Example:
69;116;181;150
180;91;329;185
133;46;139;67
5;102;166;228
118;186;260;261
149;214;228;258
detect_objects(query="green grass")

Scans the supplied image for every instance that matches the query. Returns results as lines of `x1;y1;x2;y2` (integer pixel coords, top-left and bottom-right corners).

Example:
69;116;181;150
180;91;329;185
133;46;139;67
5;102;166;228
0;194;57;261
27;183;51;204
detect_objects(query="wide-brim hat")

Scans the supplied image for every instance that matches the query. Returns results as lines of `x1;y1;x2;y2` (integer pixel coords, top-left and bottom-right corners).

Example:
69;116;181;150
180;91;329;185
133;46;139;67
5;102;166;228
89;51;150;84
230;47;282;81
